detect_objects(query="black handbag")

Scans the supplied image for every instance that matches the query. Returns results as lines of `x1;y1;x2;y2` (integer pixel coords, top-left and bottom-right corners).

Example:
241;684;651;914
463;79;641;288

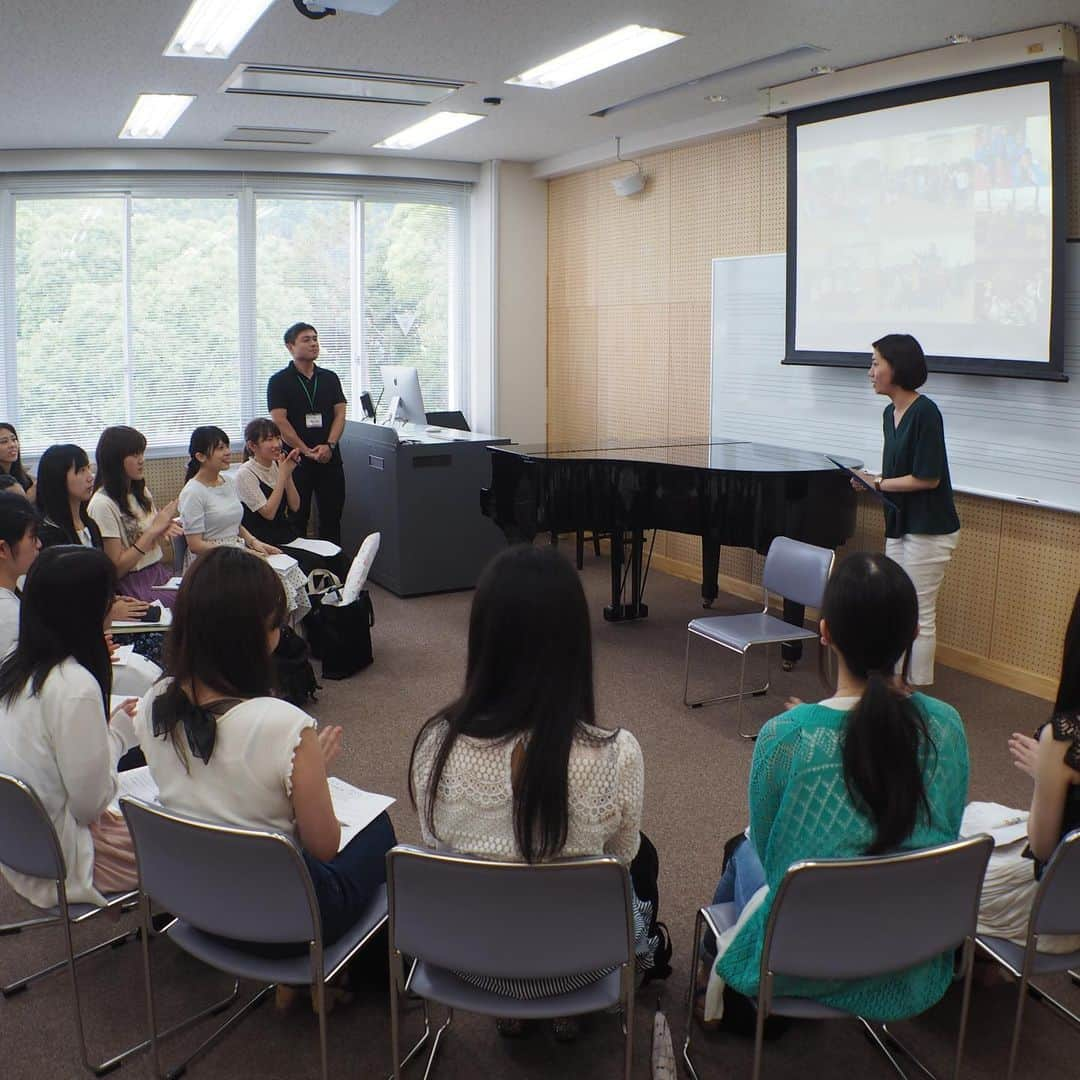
306;577;375;680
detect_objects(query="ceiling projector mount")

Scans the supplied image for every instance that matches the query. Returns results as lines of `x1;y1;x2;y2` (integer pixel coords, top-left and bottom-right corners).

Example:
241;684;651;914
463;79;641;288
293;0;400;18
611;136;647;197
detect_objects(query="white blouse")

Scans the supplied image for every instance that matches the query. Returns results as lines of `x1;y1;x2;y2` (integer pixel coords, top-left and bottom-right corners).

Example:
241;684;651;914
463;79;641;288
178;474;244;544
410;721;644;865
0;660;137;908
0;586;19;657
87;488;163;572
135;680;314;839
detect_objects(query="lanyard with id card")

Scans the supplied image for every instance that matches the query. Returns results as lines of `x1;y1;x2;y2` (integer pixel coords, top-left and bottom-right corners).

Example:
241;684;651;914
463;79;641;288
297;373;323;430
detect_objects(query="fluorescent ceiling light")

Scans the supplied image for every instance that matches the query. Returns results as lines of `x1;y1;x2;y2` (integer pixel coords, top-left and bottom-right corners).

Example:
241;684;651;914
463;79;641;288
374;111;484;149
223;65;463;105
506;25;684;89
164;0;276;60
118;94;195;139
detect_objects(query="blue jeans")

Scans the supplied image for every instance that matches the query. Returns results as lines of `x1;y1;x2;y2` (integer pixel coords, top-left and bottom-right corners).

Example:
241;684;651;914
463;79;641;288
712;835;766;918
302;811;396;946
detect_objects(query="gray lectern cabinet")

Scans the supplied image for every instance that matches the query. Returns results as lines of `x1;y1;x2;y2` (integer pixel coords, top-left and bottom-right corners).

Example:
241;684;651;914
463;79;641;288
339;420;510;597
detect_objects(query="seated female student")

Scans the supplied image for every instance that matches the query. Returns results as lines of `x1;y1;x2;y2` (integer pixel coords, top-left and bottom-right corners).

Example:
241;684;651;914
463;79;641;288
235;419;337;575
35;443;169;685
0;493;41;657
134;546;395;961
409;544;667;1041
976;585;1080;951
178;426;309;622
0;423;35;501
700;552;969;1025
88;426;183;609
0;546;139;908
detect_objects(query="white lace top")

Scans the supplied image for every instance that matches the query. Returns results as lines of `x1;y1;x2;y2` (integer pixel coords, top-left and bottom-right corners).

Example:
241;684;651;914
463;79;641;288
410;720;644;865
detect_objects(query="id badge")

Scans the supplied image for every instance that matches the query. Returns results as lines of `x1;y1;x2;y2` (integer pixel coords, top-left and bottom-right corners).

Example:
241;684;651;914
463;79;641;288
305;412;323;429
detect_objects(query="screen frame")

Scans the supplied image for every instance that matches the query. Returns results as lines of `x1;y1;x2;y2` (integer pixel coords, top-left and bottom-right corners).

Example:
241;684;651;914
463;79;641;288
783;61;1068;382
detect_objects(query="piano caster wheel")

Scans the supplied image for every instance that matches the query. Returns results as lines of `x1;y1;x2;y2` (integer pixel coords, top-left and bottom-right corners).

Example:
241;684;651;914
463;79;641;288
702;598;715;610
781;659;795;672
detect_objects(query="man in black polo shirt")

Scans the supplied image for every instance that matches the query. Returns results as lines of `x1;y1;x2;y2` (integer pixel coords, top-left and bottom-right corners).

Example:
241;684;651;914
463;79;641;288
268;322;347;545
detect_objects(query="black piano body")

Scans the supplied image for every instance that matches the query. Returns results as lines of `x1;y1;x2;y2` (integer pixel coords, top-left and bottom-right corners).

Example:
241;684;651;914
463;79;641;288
481;438;860;621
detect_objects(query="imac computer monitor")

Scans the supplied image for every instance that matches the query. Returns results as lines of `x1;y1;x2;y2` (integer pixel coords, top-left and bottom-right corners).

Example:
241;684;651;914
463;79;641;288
379;365;426;425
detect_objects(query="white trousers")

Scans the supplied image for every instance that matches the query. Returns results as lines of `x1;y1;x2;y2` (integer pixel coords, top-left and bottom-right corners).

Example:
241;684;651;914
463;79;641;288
884;530;960;686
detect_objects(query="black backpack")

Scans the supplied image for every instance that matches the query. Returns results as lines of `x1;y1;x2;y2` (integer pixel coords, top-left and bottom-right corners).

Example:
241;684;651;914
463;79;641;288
273;625;319;707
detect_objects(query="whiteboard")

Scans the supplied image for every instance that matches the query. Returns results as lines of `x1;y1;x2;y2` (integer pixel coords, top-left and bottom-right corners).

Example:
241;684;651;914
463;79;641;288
711;251;1080;514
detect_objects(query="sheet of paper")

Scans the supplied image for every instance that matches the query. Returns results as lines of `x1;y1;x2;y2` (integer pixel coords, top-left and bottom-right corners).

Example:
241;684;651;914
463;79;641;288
109;765;160;813
283;537;341;558
111;607;173;632
152;577;183;590
110;644;135;666
961;801;1030;847
266;552;300;574
328;776;395;851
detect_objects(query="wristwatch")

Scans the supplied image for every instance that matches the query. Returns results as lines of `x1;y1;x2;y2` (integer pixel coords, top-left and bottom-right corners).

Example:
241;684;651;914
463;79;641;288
328;441;337;450
874;476;883;491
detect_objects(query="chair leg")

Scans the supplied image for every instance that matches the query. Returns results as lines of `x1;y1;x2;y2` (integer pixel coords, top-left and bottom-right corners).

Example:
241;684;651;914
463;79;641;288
419;1008;453;1080
1006;966;1031;1080
682;910;705;1080
858;1018;919;1079
2;923;140;996
951;939;976;1080
622;963;635;1080
389;954;436;1080
684;637;768;716
751;983;768;1080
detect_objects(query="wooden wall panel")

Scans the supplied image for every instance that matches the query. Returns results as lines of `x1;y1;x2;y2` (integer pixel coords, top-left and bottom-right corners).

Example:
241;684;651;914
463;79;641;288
670;132;762;305
936;494;1003;658
546;306;597;447
668;302;711;440
594;152;671;307
145;456;186;506
990;504;1080;678
596;305;670;445
548;171;597;308
759;123;787;253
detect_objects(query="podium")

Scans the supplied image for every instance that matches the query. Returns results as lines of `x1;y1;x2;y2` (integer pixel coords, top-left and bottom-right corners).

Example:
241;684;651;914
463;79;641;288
338;420;510;596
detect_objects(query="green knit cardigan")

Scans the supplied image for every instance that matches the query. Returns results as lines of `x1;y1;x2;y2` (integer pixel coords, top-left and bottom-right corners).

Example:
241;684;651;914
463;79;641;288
716;693;970;1020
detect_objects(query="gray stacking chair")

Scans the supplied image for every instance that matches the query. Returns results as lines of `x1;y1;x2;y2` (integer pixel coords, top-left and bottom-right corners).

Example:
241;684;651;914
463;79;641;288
0;772;144;1075
683;835;993;1080
387;845;637;1080
683;536;834;738
120;797;389;1080
975;827;1080;1080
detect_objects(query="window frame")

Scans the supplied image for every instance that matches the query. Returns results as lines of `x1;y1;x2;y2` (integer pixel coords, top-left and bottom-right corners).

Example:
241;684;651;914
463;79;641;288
0;171;471;458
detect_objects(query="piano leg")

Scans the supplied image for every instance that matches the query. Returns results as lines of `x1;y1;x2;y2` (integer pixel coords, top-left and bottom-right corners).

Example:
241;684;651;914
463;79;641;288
701;535;721;609
603;528;649;621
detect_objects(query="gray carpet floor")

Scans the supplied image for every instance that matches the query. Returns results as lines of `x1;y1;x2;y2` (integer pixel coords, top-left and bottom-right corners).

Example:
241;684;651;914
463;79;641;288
1;551;1077;1079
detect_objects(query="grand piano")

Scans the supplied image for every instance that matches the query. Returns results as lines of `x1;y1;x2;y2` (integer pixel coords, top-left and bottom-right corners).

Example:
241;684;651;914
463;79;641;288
481;437;860;622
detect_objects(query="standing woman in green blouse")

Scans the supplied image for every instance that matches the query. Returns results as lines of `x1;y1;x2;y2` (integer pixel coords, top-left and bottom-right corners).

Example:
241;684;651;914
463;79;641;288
854;334;960;686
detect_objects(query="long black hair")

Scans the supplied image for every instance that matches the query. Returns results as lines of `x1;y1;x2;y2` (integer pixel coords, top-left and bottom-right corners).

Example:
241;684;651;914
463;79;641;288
0;423;32;490
1055;587;1080;718
184;426;230;482
35;444;95;544
823;552;936;855
0;491;41;554
94;426;152;516
154;546;287;767
408;544;612;863
0;545;115;712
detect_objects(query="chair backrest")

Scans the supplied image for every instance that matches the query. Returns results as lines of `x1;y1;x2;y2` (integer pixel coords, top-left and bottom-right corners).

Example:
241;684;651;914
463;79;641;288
387;845;633;980
0;772;65;881
762;835;993;982
761;536;834;610
171;533;188;573
121;797;319;944
1031;827;1080;936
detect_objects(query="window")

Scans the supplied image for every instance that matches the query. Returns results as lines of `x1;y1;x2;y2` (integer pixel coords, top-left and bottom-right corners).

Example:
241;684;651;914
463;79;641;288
1;174;470;454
